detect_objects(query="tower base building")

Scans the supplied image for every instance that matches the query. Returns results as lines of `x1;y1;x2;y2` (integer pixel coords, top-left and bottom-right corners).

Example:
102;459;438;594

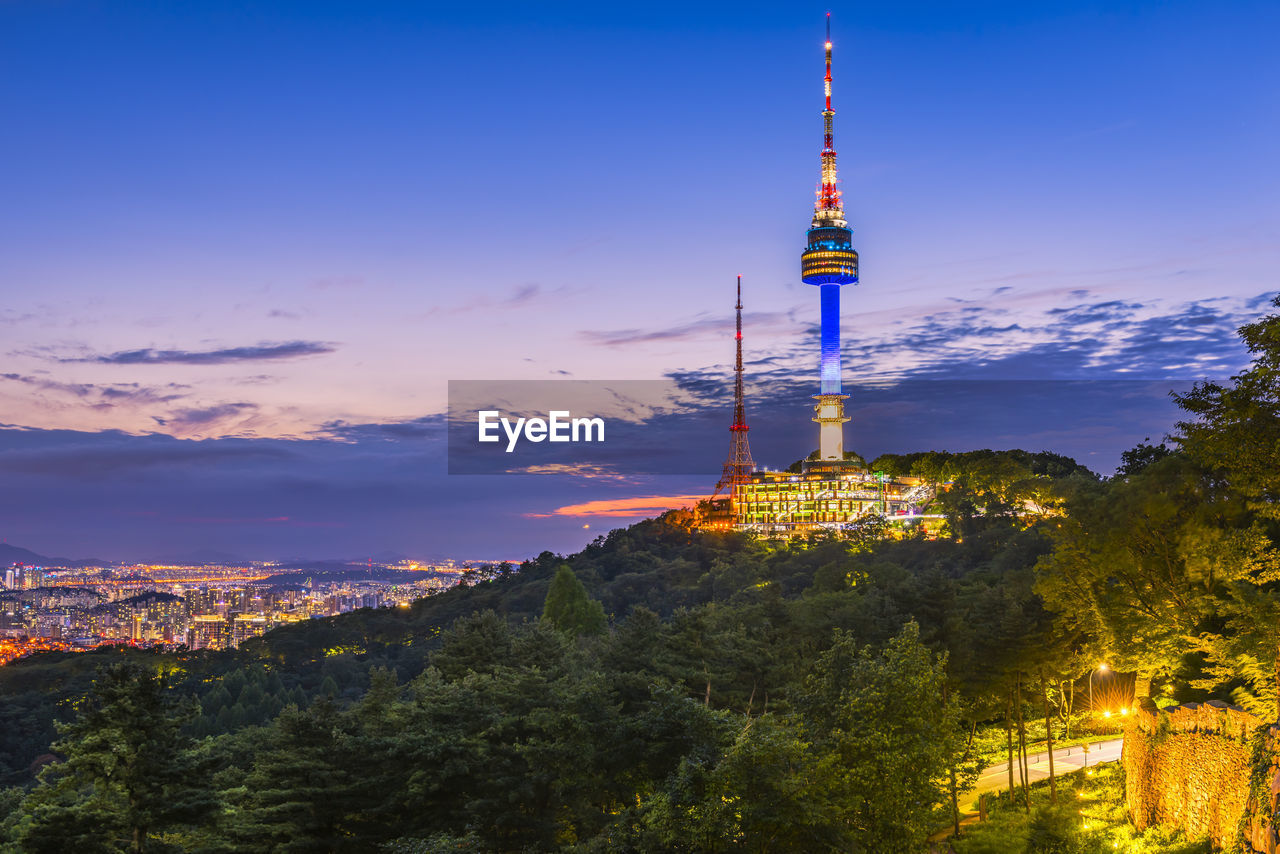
729;469;935;535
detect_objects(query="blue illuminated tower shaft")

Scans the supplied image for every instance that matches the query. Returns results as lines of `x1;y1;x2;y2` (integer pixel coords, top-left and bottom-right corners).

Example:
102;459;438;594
820;284;842;395
800;15;858;462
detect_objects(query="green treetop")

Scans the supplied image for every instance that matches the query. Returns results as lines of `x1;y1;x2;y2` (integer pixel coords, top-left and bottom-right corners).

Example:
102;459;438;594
542;565;607;636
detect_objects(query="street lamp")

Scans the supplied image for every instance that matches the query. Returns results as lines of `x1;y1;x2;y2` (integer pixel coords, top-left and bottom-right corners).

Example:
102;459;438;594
1089;663;1108;715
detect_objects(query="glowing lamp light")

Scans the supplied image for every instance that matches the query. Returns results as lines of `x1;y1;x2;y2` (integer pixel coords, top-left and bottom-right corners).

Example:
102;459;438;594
1120;706;1129;716
825;41;832;48
1103;710;1112;718
1099;663;1109;672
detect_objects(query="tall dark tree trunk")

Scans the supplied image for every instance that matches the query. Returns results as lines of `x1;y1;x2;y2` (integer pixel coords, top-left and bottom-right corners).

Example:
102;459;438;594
1067;678;1074;740
130;792;144;854
1005;691;1015;806
949;765;960;835
944;682;959;836
1041;668;1057;804
1016;677;1030;811
1135;671;1153;701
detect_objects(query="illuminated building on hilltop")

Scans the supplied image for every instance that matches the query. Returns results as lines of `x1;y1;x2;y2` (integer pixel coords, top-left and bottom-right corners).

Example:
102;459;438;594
732;471;935;534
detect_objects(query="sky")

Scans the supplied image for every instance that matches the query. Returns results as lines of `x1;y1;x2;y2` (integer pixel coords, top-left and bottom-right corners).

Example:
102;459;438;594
0;0;1276;561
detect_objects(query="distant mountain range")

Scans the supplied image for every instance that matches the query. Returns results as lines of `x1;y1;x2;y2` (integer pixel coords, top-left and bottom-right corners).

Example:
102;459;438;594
0;543;477;570
0;543;110;569
146;548;247;566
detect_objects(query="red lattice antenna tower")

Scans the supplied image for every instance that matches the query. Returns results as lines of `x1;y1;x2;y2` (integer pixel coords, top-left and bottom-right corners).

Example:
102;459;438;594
717;276;755;494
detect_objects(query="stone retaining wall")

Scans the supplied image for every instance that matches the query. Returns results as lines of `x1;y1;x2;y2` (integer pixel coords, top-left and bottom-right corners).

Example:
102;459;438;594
1124;697;1260;849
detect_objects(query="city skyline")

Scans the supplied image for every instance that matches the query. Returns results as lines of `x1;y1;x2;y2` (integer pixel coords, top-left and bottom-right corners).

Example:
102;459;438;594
1;1;1277;559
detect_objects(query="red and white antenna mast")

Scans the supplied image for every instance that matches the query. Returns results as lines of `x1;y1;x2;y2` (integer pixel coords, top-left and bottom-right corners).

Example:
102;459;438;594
717;276;755;495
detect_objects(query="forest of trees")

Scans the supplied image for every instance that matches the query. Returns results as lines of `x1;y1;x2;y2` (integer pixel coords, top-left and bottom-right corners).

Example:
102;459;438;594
0;298;1278;852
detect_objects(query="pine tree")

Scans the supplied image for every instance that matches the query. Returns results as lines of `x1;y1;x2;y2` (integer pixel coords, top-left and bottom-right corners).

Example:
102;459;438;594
230;699;356;853
18;662;215;854
542;565;606;636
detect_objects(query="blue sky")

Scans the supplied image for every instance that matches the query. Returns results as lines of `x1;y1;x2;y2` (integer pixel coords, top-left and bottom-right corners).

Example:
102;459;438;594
0;1;1276;560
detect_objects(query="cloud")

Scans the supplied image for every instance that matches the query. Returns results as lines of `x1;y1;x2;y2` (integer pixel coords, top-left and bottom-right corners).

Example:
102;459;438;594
318;414;445;443
582;311;792;348
886;296;1262;380
171;515;345;527
2;373;97;398
1;373;189;405
154;403;259;431
0;310;37;326
527;493;709;518
587;286;1265;392
309;276;365;290
0;436;293;478
508;463;633;481
65;341;336;365
742;292;1262;388
508;283;539;304
426;283;554;316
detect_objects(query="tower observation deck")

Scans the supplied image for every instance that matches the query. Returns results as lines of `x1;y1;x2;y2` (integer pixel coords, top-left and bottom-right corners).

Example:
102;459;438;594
800;14;859;463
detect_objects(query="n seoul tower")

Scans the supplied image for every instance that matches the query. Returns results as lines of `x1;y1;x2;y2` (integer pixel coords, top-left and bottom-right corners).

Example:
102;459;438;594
800;13;859;462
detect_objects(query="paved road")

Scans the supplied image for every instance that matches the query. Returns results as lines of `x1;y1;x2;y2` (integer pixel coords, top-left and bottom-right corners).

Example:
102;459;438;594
963;736;1124;810
929;737;1126;844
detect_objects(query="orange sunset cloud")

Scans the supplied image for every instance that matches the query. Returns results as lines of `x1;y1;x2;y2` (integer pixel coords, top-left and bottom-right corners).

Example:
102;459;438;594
527;494;711;519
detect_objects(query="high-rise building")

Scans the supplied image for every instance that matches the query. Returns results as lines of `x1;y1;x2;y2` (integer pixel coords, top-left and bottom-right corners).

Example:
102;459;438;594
190;614;228;650
231;614;267;647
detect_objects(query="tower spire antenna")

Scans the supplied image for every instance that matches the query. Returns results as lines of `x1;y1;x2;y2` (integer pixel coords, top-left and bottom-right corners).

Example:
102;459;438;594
815;12;842;226
717;275;755;496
